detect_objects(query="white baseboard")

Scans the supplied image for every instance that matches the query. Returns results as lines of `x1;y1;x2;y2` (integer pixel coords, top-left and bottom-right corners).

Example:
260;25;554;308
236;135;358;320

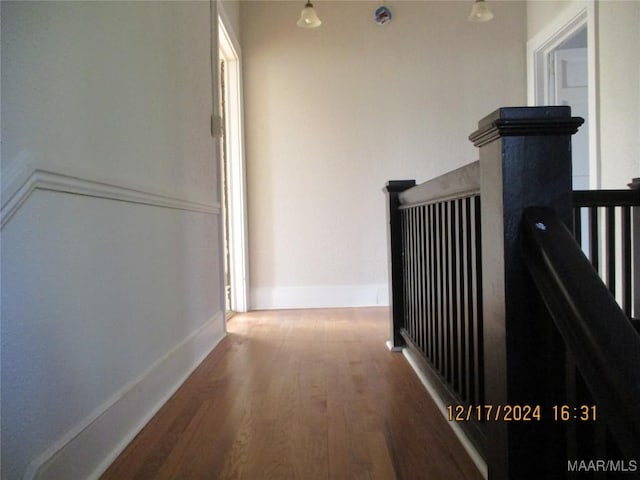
385;340;403;352
250;284;389;310
25;312;226;480
402;348;488;480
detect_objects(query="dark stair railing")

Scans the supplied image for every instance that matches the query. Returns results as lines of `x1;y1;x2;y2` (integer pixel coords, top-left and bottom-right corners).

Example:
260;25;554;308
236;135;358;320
385;162;486;454
572;187;640;323
386;106;640;479
523;206;640;467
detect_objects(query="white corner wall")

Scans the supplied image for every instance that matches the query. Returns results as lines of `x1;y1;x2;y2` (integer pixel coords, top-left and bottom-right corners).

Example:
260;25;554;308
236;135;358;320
1;2;225;479
597;0;640;188
241;0;526;310
527;0;640;189
526;0;576;36
220;0;241;43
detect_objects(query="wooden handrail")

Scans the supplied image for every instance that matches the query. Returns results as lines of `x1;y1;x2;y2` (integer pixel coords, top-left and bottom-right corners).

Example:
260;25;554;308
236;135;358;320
573;189;640;207
386;106;589;479
522;206;640;462
398;161;480;208
572;188;640;318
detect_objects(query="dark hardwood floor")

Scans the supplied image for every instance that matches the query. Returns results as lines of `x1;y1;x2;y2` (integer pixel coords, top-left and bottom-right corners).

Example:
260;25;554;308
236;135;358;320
101;307;483;479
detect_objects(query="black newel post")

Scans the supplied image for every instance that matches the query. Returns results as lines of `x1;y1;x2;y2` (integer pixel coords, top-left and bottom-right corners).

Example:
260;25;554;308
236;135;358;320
469;107;583;479
385;180;416;351
632;177;640;318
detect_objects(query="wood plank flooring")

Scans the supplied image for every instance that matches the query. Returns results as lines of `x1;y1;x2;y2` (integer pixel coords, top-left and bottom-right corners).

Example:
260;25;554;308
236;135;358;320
101;308;483;480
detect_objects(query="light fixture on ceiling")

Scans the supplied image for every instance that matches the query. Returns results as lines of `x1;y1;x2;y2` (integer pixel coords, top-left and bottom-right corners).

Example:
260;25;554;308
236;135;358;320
297;1;322;28
468;0;494;22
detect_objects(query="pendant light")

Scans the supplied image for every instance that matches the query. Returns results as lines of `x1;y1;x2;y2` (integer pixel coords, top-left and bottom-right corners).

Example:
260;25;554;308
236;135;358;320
468;0;494;22
297;1;322;28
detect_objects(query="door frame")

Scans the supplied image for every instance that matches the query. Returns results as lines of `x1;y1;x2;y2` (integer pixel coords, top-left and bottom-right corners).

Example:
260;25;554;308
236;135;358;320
527;0;600;188
219;12;250;312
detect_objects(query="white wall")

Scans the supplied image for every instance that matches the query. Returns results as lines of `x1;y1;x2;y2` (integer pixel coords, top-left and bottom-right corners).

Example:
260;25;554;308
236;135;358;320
527;0;640;188
220;0;241;42
597;0;640;188
526;0;575;36
1;2;225;479
242;0;527;309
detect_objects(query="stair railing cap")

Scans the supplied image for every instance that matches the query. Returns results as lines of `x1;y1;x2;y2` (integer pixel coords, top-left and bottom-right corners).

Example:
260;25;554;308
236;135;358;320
469;106;584;148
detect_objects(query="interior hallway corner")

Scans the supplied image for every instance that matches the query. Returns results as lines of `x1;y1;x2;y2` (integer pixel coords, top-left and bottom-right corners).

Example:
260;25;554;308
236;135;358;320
101;308;483;480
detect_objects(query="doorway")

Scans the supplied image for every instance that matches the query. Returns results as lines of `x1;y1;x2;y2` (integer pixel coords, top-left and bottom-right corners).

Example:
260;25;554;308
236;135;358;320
219;18;249;313
527;2;599;190
550;28;588;189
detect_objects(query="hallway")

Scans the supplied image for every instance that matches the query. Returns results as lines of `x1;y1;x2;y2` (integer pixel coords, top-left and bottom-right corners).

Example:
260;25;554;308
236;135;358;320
101;308;483;479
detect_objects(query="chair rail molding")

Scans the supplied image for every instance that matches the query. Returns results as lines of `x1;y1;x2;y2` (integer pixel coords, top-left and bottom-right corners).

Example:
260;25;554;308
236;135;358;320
1;165;221;228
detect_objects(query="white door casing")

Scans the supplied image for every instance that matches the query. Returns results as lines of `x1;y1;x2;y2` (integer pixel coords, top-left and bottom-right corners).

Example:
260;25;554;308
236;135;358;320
527;1;599;189
219;15;249;312
552;47;589;189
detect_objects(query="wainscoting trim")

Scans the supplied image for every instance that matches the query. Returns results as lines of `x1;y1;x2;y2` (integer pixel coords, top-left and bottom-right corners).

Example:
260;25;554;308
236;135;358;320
1;168;220;228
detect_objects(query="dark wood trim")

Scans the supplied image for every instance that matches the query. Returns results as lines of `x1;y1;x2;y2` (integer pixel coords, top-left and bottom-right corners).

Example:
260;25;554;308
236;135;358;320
573;189;640;207
468;106;583;148
385;180;416;349
473;106;580;479
522;206;640;462
398;161;480;208
572;188;640;319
